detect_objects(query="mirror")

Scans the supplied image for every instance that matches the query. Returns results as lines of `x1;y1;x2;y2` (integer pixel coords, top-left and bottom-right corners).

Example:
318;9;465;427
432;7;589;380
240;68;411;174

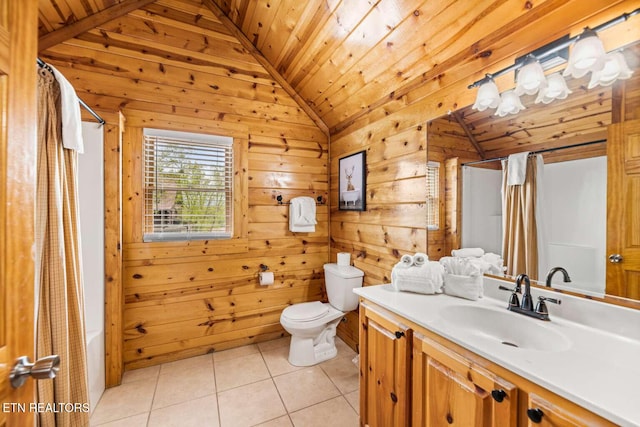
427;43;639;301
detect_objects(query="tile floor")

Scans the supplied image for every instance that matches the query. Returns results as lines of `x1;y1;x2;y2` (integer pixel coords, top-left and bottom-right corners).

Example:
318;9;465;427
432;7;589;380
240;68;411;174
90;337;360;427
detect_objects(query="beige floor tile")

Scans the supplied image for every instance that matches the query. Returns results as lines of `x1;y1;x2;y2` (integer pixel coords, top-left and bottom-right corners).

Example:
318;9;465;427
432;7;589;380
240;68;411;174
153;361;216;409
257;336;291;353
289;396;358;427
273;366;340;413
320;355;359;394
159;353;213;378
214;352;270;391
148;394;219;427
217;379;286;427
121;365;160;384
253;415;293;427
92;412;149;427
344;390;359;415
213;343;260;363
90;379;156;425
335;338;357;360
261;345;304;377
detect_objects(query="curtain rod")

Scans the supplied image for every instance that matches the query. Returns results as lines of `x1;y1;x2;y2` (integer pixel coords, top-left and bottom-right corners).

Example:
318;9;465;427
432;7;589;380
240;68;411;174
37;58;105;125
461;139;607;166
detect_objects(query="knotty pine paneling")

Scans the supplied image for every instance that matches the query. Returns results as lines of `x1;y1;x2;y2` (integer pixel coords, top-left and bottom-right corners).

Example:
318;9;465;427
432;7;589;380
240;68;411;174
40;0;328;370
330;3;636;348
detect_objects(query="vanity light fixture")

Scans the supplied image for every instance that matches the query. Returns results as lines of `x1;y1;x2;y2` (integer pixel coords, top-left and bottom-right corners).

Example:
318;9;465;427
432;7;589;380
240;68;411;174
469;8;639;115
587;51;634;89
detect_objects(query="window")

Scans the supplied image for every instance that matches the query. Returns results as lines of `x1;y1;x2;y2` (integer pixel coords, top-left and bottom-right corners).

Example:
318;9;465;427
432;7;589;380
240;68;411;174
143;128;233;242
427;161;440;231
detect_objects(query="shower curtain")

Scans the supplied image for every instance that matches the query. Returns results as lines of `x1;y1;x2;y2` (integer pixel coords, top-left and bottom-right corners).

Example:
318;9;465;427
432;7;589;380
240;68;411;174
36;68;90;427
501;155;540;280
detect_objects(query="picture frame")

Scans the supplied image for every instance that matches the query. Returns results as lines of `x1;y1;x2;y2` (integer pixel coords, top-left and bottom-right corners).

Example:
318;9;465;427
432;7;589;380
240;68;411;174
338;150;366;211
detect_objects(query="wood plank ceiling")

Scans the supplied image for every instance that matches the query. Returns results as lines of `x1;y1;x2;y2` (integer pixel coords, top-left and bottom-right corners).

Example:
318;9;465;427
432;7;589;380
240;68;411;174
37;0;640;138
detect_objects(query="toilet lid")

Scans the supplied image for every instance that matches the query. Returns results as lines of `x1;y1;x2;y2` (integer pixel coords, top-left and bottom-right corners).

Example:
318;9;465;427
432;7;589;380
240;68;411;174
283;302;329;322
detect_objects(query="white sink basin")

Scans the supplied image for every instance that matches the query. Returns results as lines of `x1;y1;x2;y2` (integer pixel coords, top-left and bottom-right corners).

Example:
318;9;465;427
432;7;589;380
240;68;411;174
440;305;572;352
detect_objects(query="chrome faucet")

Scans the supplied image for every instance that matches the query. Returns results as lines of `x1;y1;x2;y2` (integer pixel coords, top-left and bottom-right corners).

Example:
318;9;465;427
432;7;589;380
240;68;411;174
545;267;571;288
499;273;560;321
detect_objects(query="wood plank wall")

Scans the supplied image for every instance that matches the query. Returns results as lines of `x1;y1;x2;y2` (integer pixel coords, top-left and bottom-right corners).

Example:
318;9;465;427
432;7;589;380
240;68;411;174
41;0;329;370
331;2;638;348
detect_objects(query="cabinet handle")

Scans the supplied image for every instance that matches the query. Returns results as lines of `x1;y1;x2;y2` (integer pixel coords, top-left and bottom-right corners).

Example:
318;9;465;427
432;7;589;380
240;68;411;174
390;392;398;403
491;389;507;403
394;331;405;339
527;408;544;423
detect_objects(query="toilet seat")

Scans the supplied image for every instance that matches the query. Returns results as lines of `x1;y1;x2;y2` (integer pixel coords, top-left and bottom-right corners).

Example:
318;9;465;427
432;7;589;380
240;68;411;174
282;301;329;322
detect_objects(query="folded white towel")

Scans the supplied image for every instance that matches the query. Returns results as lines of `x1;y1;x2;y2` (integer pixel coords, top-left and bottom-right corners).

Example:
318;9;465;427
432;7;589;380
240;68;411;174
413;252;428;266
391;262;444;295
439;256;482;277
443;273;483;301
49;64;84;153
507;152;529;185
481;252;504;276
289;196;316;232
451;248;485;258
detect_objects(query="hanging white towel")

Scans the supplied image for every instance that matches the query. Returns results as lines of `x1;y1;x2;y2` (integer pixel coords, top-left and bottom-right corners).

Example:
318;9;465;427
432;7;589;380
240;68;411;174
49;64;84;153
289;196;317;232
506;152;529;185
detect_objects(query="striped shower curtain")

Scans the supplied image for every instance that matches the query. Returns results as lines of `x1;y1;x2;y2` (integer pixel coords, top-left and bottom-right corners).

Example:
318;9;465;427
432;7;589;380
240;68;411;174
35;68;90;427
501;155;540;281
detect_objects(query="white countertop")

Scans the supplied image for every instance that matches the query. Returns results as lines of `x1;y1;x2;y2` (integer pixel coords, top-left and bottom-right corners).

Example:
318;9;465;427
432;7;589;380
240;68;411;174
354;278;640;427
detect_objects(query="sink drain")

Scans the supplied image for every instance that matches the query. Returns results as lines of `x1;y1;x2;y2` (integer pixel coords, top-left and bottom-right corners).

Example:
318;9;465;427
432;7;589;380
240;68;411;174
501;341;519;348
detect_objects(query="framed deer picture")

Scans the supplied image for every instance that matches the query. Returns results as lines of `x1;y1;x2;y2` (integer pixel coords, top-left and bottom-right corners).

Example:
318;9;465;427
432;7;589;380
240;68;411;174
338;150;366;211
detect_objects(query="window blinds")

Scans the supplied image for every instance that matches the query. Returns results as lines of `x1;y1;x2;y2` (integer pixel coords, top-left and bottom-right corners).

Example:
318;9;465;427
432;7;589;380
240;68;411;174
426;161;440;231
143;129;233;242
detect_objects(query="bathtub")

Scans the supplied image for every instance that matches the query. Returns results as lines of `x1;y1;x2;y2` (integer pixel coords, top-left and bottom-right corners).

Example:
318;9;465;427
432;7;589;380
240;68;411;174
86;329;105;413
341;189;360;205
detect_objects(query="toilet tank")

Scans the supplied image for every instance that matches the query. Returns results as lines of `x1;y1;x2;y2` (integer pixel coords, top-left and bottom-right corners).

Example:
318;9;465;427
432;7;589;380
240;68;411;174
323;263;364;312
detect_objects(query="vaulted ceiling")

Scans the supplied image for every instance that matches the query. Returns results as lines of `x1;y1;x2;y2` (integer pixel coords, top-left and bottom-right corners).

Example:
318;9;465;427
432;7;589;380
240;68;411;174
37;0;640;138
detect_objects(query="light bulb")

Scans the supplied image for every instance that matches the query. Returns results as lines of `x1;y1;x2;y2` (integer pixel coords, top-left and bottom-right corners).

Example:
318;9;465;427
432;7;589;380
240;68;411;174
472;79;500;111
563;29;606;79
587;51;633;89
516;57;547;96
496;90;525;117
535;72;572;104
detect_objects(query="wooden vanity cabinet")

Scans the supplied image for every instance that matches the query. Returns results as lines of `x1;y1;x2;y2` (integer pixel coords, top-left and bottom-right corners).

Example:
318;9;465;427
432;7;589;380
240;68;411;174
412;332;517;426
359;302;412;427
358;298;617;427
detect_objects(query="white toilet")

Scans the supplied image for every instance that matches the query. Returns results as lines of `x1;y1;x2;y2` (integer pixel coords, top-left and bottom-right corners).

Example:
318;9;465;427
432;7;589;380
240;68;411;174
280;263;364;366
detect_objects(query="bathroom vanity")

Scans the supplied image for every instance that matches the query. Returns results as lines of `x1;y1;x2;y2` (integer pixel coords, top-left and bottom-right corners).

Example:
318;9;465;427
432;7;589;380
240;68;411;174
355;277;640;427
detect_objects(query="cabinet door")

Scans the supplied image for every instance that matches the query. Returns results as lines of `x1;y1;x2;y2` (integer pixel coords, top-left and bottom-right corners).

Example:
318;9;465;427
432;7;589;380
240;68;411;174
413;333;517;427
526;393;612;427
359;303;411;427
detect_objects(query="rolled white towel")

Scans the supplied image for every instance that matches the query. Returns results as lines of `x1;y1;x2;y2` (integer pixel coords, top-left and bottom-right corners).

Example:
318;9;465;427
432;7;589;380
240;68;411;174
400;254;414;267
413;252;428;266
451;248;485;258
